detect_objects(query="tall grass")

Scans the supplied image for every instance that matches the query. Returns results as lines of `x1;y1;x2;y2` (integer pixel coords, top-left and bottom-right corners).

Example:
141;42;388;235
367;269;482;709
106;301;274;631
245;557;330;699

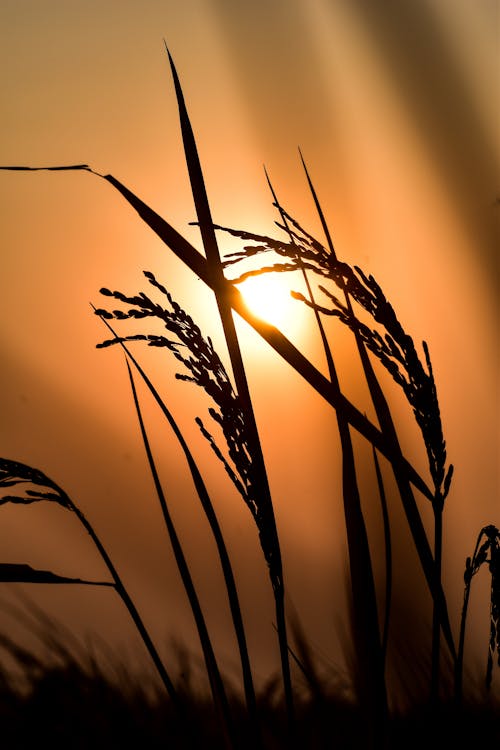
96;309;259;736
0;458;180;707
217;194;456;694
455;524;499;704
0;47;498;748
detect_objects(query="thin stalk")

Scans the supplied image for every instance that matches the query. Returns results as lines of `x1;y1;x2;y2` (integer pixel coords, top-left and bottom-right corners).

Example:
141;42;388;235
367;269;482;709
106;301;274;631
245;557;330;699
454;528;484;705
95;310;260;738
166;49;295;731
431;503;443;704
68;504;178;703
265;170;387;742
454;578;471;706
125;358;236;750
0;459;180;708
264;166;335;381
299;152;456;676
373;447;392;671
0;165;436;507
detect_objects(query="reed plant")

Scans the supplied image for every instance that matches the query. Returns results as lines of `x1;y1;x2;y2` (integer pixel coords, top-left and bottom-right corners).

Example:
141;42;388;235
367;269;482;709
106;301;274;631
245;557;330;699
0;458;180;707
216;190;456;700
455;524;499;704
0;46;498;748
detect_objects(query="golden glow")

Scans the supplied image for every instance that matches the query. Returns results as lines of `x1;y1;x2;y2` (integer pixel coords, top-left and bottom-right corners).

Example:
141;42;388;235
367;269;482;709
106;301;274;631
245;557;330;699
238;272;305;336
0;0;497;695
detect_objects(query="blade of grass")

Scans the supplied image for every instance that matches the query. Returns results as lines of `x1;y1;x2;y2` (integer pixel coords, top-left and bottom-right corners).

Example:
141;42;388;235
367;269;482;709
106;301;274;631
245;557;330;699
124;357;235;750
0;164;434;504
0;457;182;708
67;497;182;708
95;309;260;740
0;563;113;586
372;447;392;671
454;525;500;704
165;46;295;732
298;151;456;674
265;168;387;740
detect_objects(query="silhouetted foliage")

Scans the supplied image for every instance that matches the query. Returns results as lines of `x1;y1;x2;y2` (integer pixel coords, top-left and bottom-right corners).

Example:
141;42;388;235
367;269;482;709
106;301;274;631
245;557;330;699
0;47;497;750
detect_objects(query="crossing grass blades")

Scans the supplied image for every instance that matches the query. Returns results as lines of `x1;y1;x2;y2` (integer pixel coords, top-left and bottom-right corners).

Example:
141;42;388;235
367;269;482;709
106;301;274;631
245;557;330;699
0;47;498;748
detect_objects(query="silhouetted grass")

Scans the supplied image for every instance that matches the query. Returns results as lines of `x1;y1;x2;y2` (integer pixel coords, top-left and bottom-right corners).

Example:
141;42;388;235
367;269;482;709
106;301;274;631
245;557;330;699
0;45;498;750
95;309;259;738
0;628;498;750
216;196;456;699
455;525;500;703
0;458;181;707
261;166;387;740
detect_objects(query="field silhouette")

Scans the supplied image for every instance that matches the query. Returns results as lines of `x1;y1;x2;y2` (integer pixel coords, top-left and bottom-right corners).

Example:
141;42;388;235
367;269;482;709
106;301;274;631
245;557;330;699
0;49;498;749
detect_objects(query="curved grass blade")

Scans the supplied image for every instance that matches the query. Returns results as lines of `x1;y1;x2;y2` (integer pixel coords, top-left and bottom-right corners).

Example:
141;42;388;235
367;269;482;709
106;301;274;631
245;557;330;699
165;47;295;730
0;457;181;711
95;309;260;739
124;358;236;750
0;161;434;502
455;525;500;703
372;447;392;671
265;169;387;737
0;563;112;586
299;153;456;679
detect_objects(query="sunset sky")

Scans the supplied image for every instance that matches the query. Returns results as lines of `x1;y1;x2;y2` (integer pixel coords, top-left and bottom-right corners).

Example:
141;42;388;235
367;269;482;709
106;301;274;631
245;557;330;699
0;1;498;702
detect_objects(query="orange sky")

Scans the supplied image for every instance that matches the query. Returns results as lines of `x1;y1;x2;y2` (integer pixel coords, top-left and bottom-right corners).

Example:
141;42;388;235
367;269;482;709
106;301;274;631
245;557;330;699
0;1;498;703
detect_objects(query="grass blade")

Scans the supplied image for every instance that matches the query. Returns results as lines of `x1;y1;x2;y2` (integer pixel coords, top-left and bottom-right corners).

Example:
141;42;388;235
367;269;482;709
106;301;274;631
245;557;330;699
372;447;392;670
265;168;387;739
0;458;181;707
0;563;112;586
0;161;434;501
165;46;295;730
95;310;260;738
0;164;90;171
299;152;456;672
124;357;235;749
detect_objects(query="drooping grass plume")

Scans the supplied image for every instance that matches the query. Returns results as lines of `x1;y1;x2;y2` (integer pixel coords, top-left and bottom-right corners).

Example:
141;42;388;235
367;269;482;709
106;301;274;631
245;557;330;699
215;203;456;697
259;168;387;741
0;458;73;508
96;275;281;587
0;164;434;506
0;457;181;709
455;525;500;703
217;216;453;503
94;308;260;738
295;261;453;700
95;272;295;725
220;219;453;502
166;47;295;732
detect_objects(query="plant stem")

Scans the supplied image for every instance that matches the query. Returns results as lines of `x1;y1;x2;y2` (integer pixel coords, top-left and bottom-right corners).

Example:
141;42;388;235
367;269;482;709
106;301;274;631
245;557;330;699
373;447;392;671
455;574;472;706
96;313;260;739
431;501;443;705
267;168;386;740
68;504;178;702
299;153;456;687
125;359;236;750
166;49;295;733
454;528;483;705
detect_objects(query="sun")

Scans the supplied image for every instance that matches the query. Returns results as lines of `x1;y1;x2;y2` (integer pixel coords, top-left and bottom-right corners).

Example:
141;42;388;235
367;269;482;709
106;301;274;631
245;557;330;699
237;272;305;335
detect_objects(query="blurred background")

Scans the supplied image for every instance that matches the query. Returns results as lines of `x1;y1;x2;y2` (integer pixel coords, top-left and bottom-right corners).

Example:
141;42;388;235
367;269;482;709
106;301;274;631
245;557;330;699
0;0;497;707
